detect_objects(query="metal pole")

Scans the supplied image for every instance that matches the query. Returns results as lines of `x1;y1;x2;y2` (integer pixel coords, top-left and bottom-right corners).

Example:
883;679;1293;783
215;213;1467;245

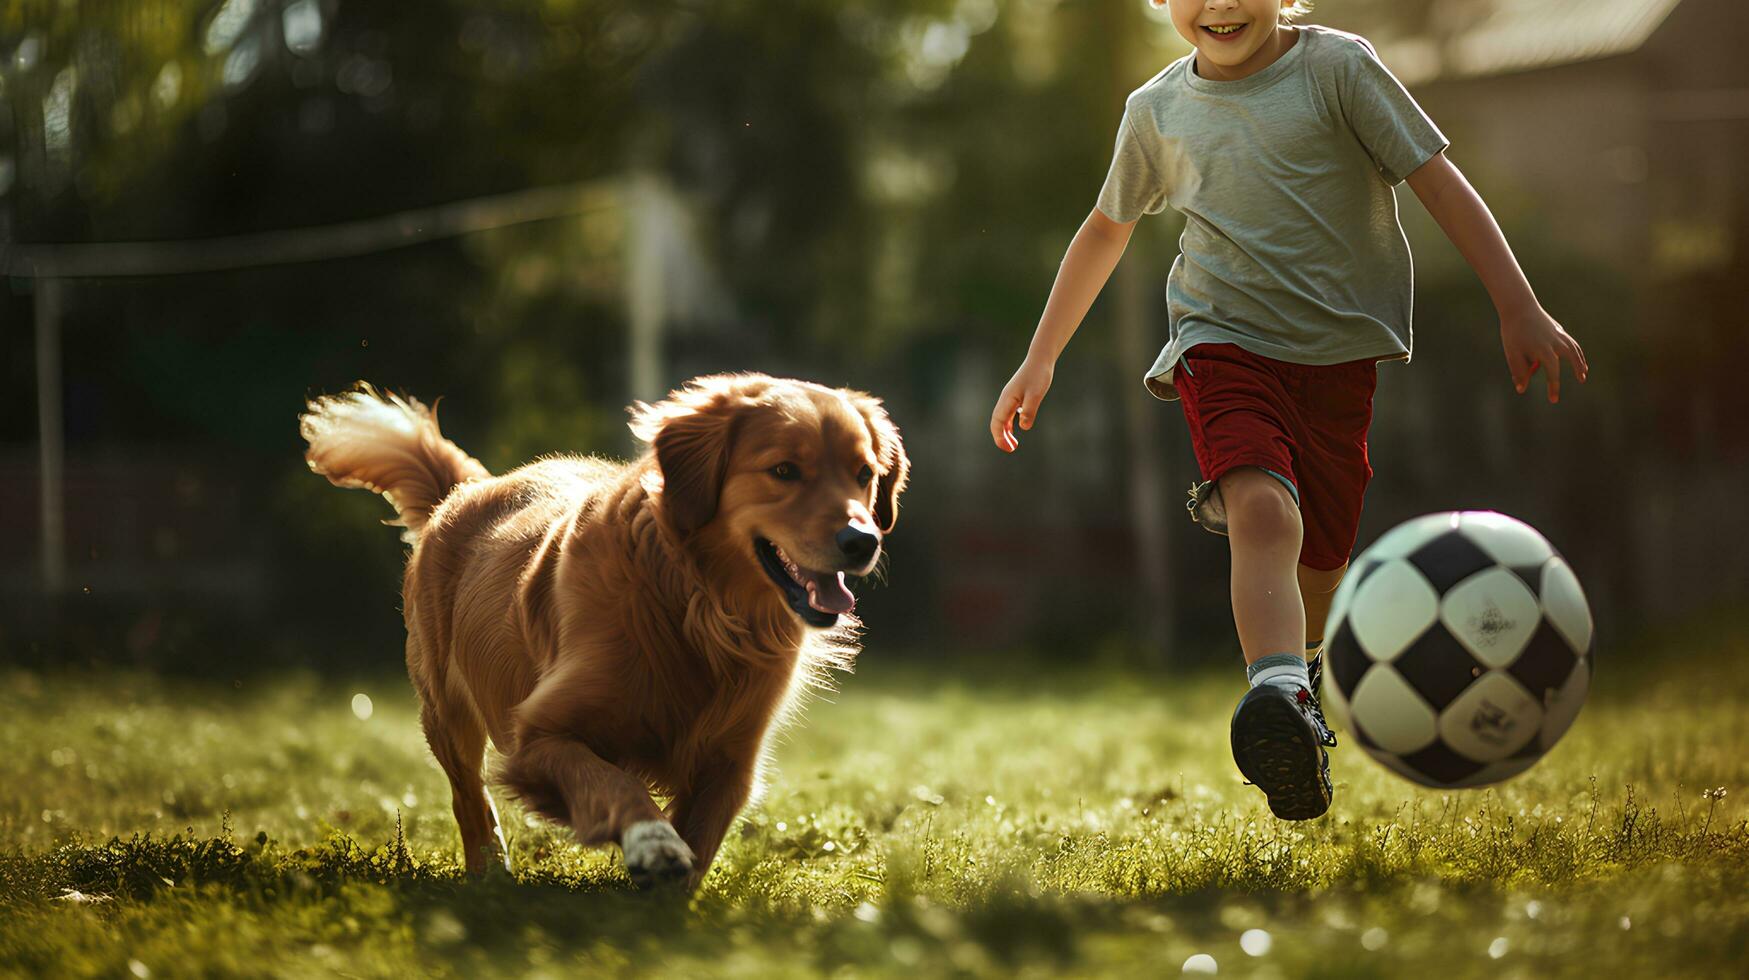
1115;258;1174;661
626;172;667;408
1105;0;1173;662
35;277;66;595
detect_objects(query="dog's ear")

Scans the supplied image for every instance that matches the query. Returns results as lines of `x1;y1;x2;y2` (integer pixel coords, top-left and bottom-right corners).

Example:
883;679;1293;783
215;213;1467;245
851;394;910;533
631;375;769;535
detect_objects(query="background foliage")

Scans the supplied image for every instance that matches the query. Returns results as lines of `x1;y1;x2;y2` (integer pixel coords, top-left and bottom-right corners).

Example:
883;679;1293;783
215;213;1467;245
3;0;1743;668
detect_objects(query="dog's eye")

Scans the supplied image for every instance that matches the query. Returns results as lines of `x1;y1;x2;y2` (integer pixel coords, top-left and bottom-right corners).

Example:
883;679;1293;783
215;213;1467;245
857;465;875;488
771;462;801;482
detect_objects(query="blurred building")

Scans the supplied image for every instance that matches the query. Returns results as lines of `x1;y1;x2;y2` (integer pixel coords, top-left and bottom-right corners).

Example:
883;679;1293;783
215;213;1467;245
1379;0;1745;282
1372;0;1749;619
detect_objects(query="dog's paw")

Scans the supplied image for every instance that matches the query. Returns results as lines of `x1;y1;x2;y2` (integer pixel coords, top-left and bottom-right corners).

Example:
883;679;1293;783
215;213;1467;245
620;820;695;889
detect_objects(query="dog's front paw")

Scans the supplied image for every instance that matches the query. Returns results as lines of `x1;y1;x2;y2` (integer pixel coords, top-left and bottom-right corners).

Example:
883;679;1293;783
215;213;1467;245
620;820;695;889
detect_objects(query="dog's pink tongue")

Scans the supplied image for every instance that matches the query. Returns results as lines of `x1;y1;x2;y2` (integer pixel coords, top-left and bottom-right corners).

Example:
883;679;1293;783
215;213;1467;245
805;572;855;615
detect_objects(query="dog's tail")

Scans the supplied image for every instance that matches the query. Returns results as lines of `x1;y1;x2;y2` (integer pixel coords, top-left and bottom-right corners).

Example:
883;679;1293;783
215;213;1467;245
300;383;490;541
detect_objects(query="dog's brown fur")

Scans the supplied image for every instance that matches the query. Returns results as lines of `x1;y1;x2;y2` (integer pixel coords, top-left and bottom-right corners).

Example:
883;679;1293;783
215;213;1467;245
299;374;907;887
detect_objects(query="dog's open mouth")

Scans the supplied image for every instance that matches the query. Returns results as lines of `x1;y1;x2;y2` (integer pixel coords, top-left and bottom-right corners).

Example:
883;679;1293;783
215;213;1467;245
755;537;854;627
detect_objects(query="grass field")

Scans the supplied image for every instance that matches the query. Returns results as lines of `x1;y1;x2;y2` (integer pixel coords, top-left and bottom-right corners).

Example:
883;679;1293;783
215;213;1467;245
3;619;1746;978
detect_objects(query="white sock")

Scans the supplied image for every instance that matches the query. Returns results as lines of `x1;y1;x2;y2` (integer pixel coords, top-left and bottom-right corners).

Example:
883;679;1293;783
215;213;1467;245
1247;652;1310;693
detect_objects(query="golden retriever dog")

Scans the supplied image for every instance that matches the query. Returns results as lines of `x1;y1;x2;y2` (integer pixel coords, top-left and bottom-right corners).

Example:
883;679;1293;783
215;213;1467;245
298;374;907;888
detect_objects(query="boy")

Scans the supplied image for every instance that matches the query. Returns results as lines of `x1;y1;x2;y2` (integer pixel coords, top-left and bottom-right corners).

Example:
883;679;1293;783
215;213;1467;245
988;0;1588;819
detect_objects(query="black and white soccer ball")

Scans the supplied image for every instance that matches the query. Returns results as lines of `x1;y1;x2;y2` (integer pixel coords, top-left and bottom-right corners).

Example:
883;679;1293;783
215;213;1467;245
1322;512;1594;789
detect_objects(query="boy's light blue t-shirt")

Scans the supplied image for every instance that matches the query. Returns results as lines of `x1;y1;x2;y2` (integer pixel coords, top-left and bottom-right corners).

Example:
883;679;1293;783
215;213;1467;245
1096;26;1449;401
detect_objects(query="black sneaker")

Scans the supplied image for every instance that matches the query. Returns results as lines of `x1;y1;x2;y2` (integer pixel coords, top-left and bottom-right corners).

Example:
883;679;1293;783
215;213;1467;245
1231;684;1333;820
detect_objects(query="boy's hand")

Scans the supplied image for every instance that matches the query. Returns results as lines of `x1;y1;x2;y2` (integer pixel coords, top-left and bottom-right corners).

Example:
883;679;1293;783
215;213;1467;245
1501;307;1588;404
990;357;1055;453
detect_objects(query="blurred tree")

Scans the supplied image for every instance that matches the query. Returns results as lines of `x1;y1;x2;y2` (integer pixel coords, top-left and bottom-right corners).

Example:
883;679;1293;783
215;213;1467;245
3;0;663;239
2;0;1693;666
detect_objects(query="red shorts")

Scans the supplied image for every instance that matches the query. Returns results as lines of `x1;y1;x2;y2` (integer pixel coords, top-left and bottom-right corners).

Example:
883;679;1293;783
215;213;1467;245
1175;343;1377;571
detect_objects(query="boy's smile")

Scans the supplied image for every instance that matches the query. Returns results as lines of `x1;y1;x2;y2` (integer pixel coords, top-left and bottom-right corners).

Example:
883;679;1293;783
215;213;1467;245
1160;0;1299;82
1202;23;1251;43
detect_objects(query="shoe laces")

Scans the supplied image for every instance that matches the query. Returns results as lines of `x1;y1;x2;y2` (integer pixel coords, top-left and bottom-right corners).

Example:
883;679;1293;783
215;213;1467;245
1301;655;1338;748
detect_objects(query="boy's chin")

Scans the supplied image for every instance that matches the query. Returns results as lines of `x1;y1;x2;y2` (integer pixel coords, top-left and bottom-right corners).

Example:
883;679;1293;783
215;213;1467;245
1199;50;1251;68
1195;38;1252;59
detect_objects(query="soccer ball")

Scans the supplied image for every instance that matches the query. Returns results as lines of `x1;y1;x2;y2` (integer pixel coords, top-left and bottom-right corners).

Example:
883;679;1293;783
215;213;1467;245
1321;512;1594;789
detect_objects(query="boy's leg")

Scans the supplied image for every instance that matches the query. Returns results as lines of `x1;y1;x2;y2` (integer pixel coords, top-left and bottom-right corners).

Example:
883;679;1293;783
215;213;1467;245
1299;561;1347;651
1219;467;1306;663
1223;467;1333;820
1173;345;1335;819
1299;561;1347;747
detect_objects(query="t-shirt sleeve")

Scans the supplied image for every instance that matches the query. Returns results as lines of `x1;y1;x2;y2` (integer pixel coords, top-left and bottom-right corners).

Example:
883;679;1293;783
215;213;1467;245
1340;37;1450;185
1095;107;1169;223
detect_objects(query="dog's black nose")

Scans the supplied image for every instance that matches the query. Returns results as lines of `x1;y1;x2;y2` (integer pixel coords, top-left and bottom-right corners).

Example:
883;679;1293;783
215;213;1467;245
836;526;880;565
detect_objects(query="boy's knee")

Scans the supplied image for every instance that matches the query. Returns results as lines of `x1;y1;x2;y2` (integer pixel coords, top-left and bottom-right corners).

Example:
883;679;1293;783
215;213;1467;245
1219;468;1301;542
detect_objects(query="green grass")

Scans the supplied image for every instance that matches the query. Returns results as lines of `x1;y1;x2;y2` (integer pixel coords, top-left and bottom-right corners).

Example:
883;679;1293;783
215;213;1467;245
2;622;1746;978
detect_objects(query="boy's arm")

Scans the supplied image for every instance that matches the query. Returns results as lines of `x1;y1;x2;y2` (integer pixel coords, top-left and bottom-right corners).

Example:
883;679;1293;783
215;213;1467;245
990;208;1138;452
1405;152;1589;403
